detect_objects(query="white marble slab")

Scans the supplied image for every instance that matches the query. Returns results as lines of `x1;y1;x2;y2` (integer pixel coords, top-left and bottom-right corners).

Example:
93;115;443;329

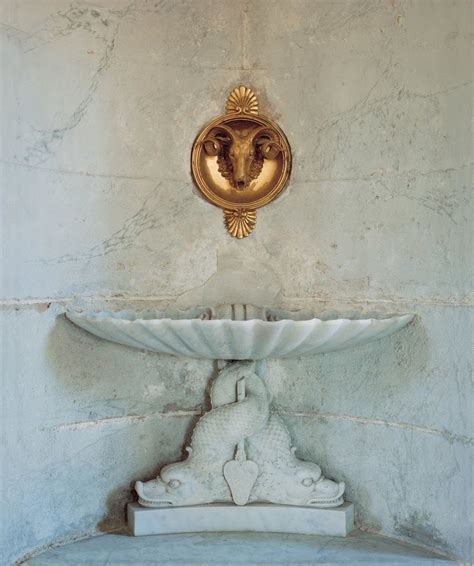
128;502;354;537
24;530;454;565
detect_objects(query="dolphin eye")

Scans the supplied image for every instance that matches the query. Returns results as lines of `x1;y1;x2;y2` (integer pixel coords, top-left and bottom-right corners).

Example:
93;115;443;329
168;479;181;488
302;478;313;487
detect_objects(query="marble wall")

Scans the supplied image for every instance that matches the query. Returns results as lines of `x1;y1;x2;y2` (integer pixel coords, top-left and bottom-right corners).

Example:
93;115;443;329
1;0;472;563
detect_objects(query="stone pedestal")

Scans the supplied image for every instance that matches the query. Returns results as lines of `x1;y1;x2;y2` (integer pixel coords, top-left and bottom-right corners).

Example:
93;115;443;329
128;502;354;537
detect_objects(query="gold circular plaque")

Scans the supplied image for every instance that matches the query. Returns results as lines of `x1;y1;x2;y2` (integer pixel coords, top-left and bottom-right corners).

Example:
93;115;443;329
191;86;292;238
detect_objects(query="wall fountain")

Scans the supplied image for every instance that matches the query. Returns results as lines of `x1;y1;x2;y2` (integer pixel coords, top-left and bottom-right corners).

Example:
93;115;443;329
66;87;413;538
67;305;412;536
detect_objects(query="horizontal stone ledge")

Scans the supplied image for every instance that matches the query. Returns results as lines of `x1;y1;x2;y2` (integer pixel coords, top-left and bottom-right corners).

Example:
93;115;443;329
128;502;354;537
1;297;472;312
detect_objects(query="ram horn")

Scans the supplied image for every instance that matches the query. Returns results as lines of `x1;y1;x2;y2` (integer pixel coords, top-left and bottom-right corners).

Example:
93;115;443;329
250;127;282;159
202;125;236;156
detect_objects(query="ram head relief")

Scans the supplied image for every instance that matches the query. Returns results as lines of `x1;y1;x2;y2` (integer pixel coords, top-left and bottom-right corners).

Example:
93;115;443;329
191;86;291;238
202;125;283;191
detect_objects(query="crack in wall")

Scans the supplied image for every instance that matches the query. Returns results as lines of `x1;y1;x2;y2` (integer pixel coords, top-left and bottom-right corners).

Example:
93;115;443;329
358;527;457;562
280;411;474;447
37;184;165;265
2;158;467;184
0;159;163;182
241;0;250;70
45;410;200;431
44;409;473;446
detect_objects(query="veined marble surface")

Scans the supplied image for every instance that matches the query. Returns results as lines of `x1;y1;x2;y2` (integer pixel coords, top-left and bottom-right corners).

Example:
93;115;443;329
23;531;453;565
2;0;471;563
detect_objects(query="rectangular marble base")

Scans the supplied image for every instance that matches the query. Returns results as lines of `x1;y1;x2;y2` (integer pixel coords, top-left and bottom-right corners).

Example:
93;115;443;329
128;502;354;537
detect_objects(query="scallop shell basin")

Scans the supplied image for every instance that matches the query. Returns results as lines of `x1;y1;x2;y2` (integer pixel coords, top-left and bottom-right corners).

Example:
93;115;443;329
66;310;413;360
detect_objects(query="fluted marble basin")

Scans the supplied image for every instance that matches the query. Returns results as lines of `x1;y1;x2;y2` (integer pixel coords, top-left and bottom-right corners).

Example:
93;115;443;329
66;306;413;360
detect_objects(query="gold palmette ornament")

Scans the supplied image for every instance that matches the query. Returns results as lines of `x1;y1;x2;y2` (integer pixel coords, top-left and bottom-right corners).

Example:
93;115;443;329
224;209;257;239
191;86;292;238
226;86;259;115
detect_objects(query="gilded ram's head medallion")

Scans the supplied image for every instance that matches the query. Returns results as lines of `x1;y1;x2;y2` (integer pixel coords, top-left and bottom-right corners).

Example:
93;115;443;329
191;86;291;238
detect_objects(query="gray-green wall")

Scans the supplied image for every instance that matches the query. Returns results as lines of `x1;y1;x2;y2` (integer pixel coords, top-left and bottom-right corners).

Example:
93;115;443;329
1;1;472;563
